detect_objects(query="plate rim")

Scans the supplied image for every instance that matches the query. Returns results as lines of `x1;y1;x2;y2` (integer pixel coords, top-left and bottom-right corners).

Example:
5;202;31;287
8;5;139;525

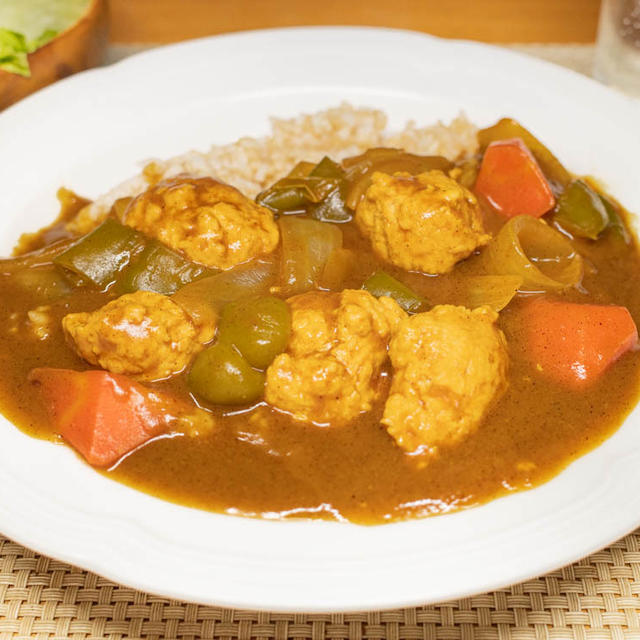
1;25;640;612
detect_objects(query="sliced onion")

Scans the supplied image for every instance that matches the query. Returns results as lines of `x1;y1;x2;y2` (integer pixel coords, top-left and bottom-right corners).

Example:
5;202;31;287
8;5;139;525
172;258;277;326
481;215;583;292
0;238;76;275
279;217;342;296
318;248;356;291
454;275;522;311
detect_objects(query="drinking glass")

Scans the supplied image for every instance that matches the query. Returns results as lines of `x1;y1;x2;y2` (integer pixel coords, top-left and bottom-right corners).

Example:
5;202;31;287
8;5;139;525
594;0;640;95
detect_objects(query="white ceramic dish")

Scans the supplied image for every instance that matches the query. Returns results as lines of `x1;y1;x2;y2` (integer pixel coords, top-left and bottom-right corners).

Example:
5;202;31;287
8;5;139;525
1;27;640;613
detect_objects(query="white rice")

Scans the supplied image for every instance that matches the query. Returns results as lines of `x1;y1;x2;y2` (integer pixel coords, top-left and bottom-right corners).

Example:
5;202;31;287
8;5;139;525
67;103;478;235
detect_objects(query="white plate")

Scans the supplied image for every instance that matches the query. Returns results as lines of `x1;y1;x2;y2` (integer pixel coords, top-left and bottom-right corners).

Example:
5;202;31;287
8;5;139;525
1;27;640;613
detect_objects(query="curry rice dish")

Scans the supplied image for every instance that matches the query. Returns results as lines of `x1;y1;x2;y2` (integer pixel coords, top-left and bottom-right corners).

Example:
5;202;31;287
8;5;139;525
1;104;639;523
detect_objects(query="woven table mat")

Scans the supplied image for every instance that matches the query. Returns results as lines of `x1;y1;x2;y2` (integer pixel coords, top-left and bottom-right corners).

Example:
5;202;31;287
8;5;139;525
4;42;640;640
2;529;640;639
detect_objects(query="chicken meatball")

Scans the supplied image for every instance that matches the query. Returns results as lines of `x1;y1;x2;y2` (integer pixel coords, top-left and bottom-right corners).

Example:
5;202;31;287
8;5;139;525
123;176;279;270
356;170;490;274
63;291;214;382
383;305;508;455
265;289;405;425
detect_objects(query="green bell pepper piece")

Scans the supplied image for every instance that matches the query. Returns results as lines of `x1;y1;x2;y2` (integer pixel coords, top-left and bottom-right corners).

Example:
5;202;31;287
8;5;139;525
310;156;351;222
309;156;345;179
256;182;312;212
554;180;609;240
363;271;429;313
256;156;347;218
188;342;265;405
256;176;340;213
53;218;146;288
286;161;315;178
599;194;632;244
118;240;212;295
218;296;291;369
310;184;352;223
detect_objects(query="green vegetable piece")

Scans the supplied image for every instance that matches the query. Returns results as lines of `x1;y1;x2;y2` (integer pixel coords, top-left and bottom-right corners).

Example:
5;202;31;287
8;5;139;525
310;184;352;223
286;161;316;178
54;218;147;288
257;183;311;212
308;157;350;222
363;271;428;313
188;342;265;406
118;240;211;295
599;194;632;244
27;28;58;51
218;296;291;369
0;28;30;76
554;180;609;240
309;156;345;179
0;0;89;75
478;118;571;188
257;176;341;214
0;0;89;38
257;157;348;218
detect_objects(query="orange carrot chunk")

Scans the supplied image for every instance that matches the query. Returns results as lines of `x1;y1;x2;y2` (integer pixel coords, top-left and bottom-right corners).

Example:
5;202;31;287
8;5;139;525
29;368;181;467
520;299;638;388
474;138;556;218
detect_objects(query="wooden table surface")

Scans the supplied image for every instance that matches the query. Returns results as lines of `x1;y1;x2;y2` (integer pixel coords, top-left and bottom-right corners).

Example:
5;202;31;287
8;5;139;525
108;0;602;44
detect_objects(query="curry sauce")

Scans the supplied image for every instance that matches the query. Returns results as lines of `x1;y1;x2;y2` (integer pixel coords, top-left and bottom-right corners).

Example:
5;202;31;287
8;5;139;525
1;203;639;523
2;119;640;524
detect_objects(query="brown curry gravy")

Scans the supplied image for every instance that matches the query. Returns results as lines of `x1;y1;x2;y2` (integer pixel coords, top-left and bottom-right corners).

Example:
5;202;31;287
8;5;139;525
1;195;639;524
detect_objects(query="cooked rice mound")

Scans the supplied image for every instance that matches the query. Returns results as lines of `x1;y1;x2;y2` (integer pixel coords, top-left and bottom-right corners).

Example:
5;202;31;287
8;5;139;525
66;103;478;235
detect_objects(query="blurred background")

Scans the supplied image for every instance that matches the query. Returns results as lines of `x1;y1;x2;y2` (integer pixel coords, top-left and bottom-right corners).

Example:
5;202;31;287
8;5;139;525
107;0;601;43
0;0;633;109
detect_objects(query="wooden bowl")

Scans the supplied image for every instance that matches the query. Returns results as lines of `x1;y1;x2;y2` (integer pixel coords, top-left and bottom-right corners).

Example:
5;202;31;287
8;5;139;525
0;0;108;111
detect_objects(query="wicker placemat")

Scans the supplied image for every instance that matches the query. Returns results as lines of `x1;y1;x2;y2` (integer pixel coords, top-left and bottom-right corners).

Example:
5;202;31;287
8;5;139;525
5;42;640;640
2;528;640;639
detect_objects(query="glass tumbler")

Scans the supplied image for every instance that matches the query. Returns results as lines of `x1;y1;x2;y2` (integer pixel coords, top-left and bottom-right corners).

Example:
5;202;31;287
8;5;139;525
594;0;640;95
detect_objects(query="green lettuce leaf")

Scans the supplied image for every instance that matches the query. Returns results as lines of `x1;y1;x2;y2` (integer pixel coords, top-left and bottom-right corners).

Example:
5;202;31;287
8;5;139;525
27;28;58;52
0;0;88;76
0;28;30;77
0;27;58;76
